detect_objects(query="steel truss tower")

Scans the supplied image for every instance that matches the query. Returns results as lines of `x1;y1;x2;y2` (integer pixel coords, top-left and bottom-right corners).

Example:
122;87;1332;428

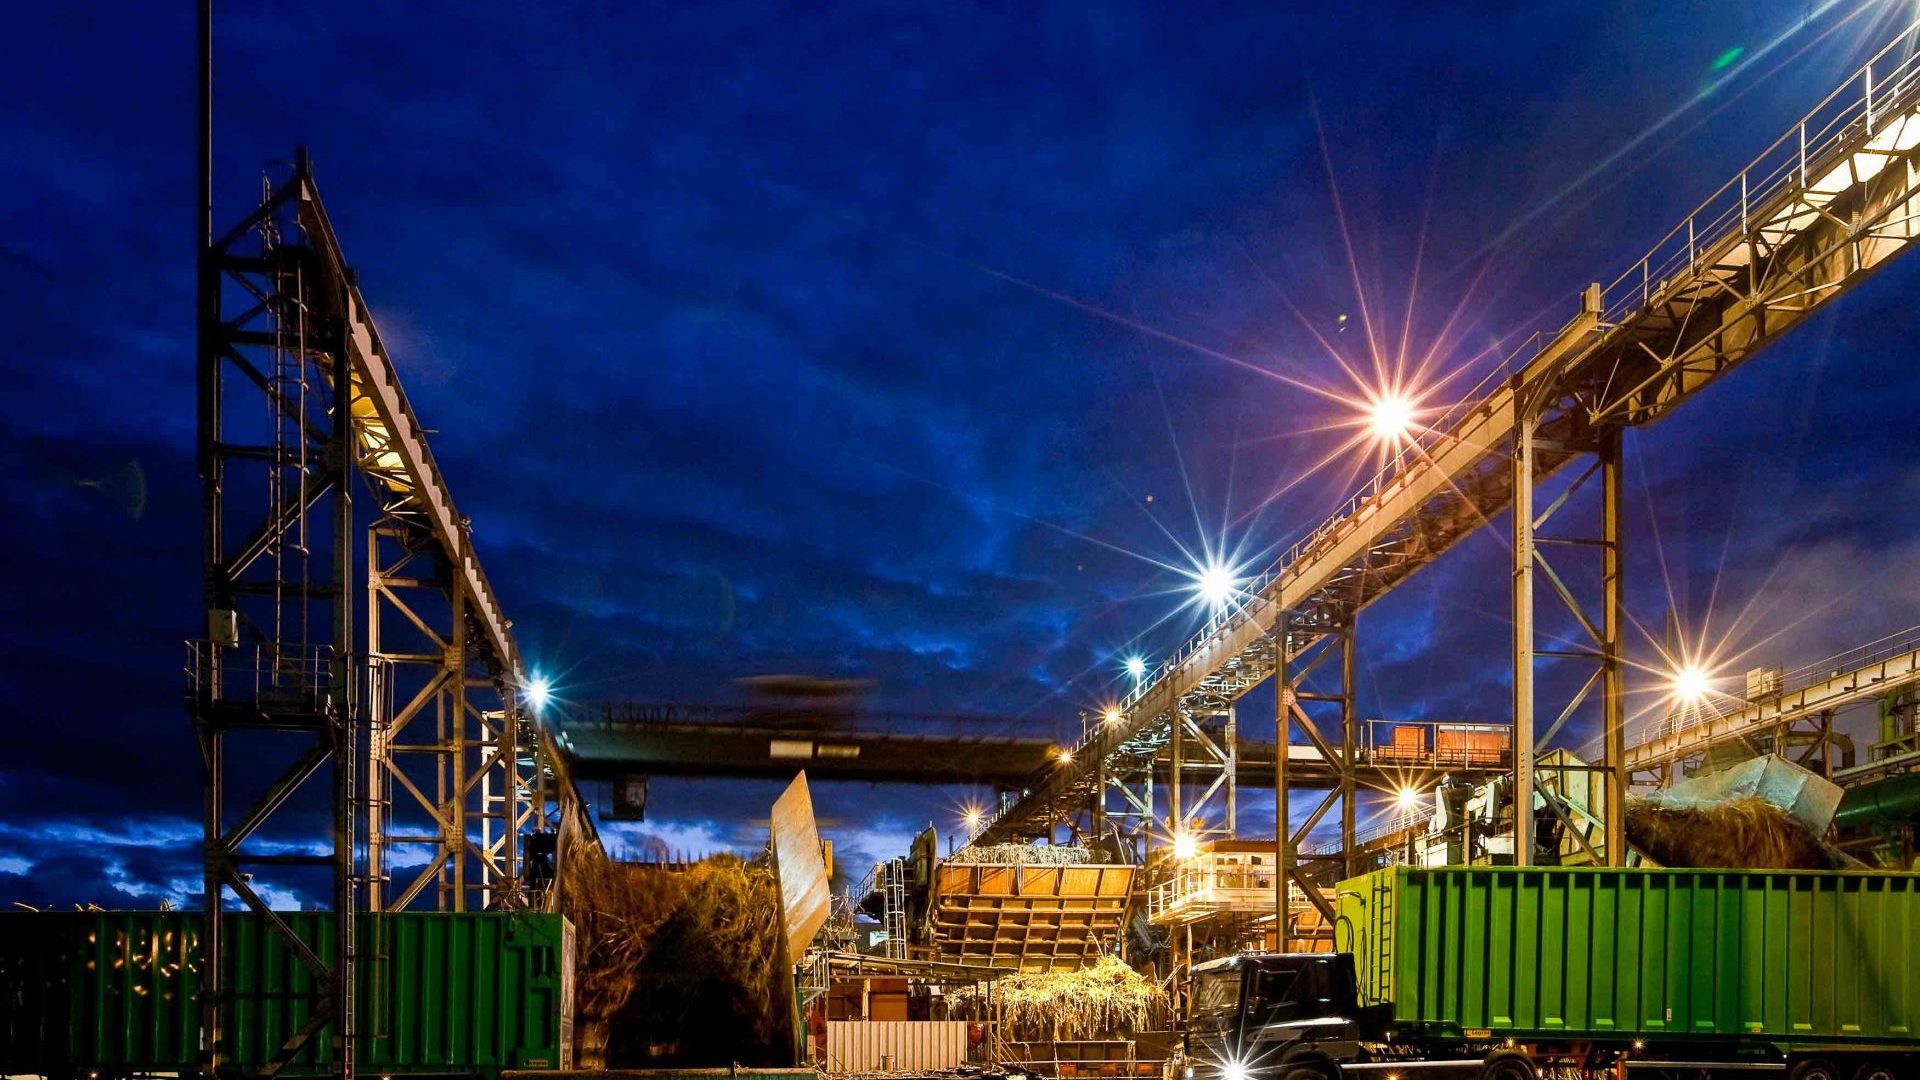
193;151;557;1077
192;151;362;1078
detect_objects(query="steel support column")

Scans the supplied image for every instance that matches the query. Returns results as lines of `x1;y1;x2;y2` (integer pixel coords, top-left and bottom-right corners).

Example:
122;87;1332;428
1273;616;1289;931
1170;704;1184;840
1340;629;1357;878
1601;430;1627;863
1511;410;1537;867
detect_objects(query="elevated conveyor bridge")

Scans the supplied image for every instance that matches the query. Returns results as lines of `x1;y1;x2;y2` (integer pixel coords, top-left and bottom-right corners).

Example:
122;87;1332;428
976;25;1920;896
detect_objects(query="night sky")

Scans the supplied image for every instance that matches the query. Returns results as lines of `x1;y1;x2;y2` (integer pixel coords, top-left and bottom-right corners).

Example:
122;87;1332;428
8;2;1920;907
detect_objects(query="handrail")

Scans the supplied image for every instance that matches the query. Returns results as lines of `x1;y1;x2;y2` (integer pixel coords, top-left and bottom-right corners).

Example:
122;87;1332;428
1631;622;1920;749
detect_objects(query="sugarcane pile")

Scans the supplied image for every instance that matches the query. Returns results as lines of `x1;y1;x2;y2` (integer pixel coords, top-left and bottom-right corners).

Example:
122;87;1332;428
558;838;788;1067
952;842;1094;866
950;955;1165;1040
1626;795;1839;870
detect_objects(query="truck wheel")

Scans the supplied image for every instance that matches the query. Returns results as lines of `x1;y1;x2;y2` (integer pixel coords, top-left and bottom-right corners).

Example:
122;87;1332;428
1851;1061;1898;1080
1788;1060;1841;1080
1477;1050;1536;1080
1279;1065;1335;1080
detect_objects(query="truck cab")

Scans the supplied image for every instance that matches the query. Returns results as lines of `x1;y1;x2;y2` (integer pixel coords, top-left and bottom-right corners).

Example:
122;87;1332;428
1185;952;1377;1078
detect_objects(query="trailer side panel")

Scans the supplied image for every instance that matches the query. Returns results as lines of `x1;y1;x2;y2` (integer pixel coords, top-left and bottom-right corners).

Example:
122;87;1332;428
1335;866;1920;1047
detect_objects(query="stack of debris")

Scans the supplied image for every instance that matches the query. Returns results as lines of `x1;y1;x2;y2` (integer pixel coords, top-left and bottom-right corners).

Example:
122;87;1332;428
559;842;788;1067
1626;796;1841;869
952;843;1093;866
1625;756;1852;870
948;954;1165;1041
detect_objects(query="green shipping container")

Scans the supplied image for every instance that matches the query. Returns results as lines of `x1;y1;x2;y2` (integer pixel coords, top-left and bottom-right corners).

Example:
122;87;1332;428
1335;866;1920;1050
0;911;573;1077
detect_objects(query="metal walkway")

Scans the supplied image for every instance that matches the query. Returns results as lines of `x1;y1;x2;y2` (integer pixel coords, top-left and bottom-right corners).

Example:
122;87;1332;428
1625;625;1920;773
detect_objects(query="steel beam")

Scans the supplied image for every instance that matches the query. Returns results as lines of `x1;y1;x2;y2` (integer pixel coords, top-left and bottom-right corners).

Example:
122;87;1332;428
1601;430;1627;863
1511;409;1537;867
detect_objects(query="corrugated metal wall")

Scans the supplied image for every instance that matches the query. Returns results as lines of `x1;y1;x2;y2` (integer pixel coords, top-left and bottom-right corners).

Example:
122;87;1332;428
0;911;573;1076
825;1020;969;1072
1338;866;1920;1045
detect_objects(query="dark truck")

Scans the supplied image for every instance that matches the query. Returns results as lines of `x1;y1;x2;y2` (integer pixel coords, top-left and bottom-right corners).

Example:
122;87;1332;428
1179;866;1920;1080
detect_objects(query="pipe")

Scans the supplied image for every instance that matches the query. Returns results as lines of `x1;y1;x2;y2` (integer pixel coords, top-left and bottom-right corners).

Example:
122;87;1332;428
1834;772;1920;831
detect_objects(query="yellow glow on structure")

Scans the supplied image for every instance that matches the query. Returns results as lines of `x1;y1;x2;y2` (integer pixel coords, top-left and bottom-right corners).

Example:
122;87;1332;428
1056;747;1074;765
1103;707;1123;725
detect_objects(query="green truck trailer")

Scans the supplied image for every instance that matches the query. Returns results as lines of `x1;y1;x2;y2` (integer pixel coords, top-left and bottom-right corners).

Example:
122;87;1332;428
0;910;573;1078
1184;867;1920;1079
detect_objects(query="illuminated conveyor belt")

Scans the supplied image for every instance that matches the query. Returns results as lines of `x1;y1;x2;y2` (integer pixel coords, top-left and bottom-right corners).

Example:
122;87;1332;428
292;178;520;678
978;24;1920;843
1625;626;1920;773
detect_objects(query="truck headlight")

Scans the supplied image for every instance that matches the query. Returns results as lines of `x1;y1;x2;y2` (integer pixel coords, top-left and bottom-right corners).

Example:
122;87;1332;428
1222;1062;1248;1080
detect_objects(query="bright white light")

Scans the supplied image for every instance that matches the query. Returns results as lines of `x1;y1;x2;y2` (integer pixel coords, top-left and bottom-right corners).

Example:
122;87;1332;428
1125;656;1147;681
964;807;983;830
525;674;552;711
1368;394;1415;440
1396;786;1421;810
1670;665;1711;704
1056;747;1074;765
1173;832;1199;861
1103;708;1123;725
1221;1061;1249;1080
1196;562;1237;610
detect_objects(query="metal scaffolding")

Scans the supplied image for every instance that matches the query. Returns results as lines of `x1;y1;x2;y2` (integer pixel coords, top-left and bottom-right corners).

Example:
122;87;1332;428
191;141;574;1074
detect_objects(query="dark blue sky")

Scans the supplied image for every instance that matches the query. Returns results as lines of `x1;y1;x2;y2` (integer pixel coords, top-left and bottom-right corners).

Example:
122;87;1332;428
7;2;1920;904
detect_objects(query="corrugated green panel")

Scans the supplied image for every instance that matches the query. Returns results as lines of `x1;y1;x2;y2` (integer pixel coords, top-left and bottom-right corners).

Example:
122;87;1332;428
0;911;571;1077
1335;866;1920;1047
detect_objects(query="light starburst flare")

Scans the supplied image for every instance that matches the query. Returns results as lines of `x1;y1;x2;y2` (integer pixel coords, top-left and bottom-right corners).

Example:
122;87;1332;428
524;674;552;712
1367;393;1416;441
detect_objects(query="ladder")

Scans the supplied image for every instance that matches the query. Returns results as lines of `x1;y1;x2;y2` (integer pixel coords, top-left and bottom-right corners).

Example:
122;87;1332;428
881;858;909;960
1370;873;1394;1000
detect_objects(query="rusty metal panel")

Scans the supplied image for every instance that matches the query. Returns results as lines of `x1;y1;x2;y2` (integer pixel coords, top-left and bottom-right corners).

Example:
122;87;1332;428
770;772;831;960
825;1021;969;1072
927;860;1137;971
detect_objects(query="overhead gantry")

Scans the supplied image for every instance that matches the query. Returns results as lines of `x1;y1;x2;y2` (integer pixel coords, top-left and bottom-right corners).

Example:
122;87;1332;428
976;23;1920;930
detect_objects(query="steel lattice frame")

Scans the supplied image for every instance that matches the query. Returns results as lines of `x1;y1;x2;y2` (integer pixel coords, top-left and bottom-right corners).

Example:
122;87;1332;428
194;152;568;1078
193;155;360;1078
365;522;529;911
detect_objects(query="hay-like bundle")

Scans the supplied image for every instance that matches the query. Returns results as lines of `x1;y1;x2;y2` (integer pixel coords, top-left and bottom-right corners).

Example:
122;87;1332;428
1626;795;1836;870
950;955;1164;1040
953;843;1093;866
556;817;788;1067
557;835;691;1059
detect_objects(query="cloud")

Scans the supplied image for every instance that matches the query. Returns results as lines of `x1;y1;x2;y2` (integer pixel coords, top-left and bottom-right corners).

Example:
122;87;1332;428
3;1;1919;900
